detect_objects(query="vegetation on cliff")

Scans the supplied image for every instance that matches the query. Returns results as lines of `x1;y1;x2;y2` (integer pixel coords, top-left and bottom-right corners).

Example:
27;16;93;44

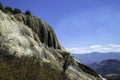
0;48;68;80
0;2;31;15
0;2;103;80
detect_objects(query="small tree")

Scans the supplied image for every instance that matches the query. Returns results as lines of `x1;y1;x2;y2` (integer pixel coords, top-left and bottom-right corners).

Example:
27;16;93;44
13;8;21;14
0;2;4;11
4;6;13;13
25;10;31;15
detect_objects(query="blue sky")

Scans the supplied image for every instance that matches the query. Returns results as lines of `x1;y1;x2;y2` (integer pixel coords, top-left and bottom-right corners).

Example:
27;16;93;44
1;0;120;53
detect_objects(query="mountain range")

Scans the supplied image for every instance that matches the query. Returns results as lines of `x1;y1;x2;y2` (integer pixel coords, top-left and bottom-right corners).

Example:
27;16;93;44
89;59;120;80
72;52;120;65
72;52;120;80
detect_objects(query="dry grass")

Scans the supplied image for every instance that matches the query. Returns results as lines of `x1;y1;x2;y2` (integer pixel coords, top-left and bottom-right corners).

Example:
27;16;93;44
0;50;68;80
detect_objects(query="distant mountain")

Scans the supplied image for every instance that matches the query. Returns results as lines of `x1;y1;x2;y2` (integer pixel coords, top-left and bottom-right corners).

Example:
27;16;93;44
89;59;120;80
89;59;120;75
72;52;120;65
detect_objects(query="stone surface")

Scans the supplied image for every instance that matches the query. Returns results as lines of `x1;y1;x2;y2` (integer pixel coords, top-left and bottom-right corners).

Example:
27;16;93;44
14;14;63;50
0;10;104;80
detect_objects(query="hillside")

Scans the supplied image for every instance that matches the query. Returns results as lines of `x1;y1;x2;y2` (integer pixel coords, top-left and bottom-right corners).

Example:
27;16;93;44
89;59;120;75
0;9;103;80
89;59;120;80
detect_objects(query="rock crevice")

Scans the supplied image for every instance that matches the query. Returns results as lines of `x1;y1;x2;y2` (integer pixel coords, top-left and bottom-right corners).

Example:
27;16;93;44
14;14;62;50
0;10;104;80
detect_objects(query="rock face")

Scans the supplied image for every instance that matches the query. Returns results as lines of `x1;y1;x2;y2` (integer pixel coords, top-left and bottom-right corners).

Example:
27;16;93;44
14;14;63;50
0;10;104;80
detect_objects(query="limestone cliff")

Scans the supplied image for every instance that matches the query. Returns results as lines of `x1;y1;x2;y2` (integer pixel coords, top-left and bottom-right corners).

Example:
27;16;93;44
0;10;104;80
14;14;63;50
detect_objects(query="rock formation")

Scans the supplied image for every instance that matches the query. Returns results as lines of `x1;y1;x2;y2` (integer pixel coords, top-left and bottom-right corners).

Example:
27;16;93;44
14;14;63;50
0;10;104;80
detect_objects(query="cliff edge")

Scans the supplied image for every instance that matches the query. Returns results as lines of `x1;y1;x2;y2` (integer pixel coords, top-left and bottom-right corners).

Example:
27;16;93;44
0;10;104;80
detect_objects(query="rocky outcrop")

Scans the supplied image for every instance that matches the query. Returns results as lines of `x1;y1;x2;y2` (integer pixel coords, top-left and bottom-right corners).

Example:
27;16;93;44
14;14;63;50
0;10;104;80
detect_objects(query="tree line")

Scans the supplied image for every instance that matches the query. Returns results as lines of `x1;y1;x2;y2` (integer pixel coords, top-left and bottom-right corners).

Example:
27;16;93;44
0;2;31;15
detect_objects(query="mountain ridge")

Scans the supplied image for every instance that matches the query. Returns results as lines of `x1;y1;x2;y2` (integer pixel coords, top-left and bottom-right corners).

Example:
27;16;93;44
89;59;120;80
72;52;120;65
0;10;103;80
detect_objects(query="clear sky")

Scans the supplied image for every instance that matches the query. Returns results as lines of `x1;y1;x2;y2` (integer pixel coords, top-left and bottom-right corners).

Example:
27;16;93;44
1;0;120;53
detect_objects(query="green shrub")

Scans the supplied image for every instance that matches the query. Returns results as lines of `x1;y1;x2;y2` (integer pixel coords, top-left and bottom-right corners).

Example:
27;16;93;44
4;6;13;13
0;2;4;11
62;52;70;59
13;8;21;14
0;3;23;14
25;10;31;15
61;52;71;72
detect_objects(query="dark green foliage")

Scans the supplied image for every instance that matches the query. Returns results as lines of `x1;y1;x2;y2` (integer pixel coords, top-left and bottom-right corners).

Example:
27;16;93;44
62;52;70;59
0;2;32;15
13;8;21;14
4;6;13;13
62;52;71;73
25;10;31;15
0;2;4;11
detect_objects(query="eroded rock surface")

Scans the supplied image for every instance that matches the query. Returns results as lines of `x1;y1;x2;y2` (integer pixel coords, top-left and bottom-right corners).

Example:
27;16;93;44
0;10;104;80
14;14;63;50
